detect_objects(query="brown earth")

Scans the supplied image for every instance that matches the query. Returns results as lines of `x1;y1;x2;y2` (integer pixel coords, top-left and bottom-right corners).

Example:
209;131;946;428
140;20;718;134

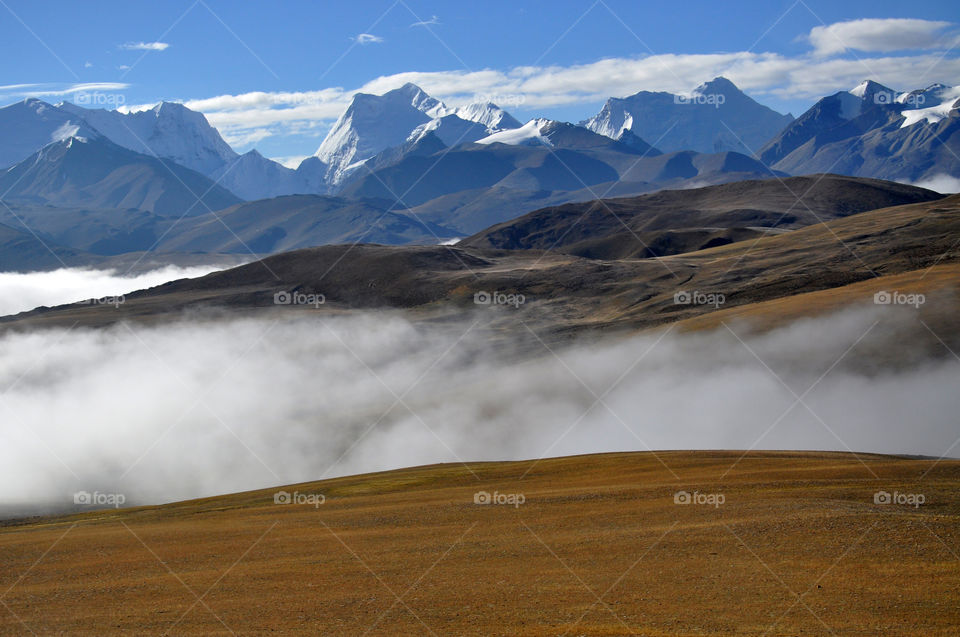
3;192;957;354
1;451;957;635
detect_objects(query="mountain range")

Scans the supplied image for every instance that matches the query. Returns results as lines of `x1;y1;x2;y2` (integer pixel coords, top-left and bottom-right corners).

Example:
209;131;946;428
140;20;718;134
0;76;956;271
759;80;960;181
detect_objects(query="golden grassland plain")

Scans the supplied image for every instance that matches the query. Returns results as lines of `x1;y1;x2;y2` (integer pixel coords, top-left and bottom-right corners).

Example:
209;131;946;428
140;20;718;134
1;451;958;635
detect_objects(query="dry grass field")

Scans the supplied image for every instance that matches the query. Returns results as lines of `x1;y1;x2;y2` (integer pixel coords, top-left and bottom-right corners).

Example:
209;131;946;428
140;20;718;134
1;451;958;635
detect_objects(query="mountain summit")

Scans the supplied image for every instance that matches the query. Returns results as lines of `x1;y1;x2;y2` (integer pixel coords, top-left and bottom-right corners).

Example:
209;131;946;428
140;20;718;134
759;79;960;182
58;101;238;176
313;83;521;186
582;77;794;155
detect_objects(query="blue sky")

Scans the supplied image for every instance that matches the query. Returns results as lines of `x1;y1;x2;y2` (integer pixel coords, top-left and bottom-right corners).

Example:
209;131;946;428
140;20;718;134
2;0;959;162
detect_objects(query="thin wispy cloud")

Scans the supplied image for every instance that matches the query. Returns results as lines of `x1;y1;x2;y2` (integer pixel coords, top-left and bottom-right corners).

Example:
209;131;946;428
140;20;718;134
119;41;170;51
0;83;43;92
0;82;130;99
354;33;383;45
410;15;440;27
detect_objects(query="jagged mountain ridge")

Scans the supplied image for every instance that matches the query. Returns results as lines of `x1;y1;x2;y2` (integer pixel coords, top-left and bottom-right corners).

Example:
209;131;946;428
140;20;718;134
758;79;960;182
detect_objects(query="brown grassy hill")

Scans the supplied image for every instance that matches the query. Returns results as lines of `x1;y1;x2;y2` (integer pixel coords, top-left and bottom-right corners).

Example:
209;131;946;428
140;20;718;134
458;174;942;258
1;451;957;635
4;192;958;349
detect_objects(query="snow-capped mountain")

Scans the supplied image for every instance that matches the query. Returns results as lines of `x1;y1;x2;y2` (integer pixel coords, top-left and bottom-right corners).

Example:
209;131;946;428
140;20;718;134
212;149;304;200
313;83;521;186
582;77;794;155
55;100;313;200
59;101;238;176
898;84;960;127
449;102;522;130
314;83;443;186
0;99;98;169
759;80;960;182
0;134;241;215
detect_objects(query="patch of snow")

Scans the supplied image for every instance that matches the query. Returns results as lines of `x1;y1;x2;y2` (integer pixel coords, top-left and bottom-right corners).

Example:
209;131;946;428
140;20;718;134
899;85;960;128
475;119;554;147
51;121;81;143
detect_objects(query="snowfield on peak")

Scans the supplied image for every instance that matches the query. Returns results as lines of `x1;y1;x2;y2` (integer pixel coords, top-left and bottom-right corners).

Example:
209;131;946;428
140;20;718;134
899;85;960;128
475;119;555;146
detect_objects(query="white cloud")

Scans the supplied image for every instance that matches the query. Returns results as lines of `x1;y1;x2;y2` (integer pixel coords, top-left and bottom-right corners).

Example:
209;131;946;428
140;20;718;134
2;82;130;100
91;18;955;152
354;33;383;45
410;15;440;27
119;41;170;51
219;127;273;147
809;19;955;57
174;50;960;148
905;174;960;193
1;305;957;509
0;83;42;92
0;265;225;317
84;61;93;68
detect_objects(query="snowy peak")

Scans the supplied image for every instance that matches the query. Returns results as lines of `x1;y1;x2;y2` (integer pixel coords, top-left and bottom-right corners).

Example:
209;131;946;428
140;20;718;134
314;83;445;185
315;84;523;187
899;84;960;128
694;76;740;97
0;99;98;168
59;100;238;176
848;79;895;100
212;148;305;200
450;102;522;130
0;133;242;215
835;80;959;124
582;77;793;154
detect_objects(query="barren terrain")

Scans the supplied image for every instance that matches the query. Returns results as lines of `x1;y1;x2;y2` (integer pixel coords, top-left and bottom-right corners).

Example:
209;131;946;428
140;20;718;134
1;451;958;635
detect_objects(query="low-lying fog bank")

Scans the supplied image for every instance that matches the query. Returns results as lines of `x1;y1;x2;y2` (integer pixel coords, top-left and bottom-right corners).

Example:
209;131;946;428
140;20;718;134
0;265;227;316
1;303;957;514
